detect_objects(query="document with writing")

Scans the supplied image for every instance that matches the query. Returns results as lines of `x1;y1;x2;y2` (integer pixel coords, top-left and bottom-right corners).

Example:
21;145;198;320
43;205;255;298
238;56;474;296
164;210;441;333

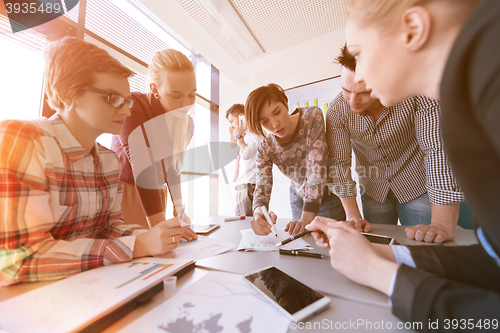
238;228;313;251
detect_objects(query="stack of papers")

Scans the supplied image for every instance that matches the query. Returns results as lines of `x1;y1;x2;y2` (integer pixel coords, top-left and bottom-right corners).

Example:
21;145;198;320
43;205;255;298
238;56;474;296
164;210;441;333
238;228;313;251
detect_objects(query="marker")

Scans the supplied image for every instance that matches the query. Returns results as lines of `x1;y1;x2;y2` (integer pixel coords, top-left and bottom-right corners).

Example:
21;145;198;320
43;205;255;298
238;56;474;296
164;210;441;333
260;206;278;238
178;204;189;227
179;204;185;220
279;249;326;259
224;216;246;222
275;229;311;247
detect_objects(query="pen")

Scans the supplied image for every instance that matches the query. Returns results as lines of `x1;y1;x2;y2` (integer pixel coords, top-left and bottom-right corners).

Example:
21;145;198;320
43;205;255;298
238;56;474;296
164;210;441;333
224;216;246;222
260;206;278;238
275;229;311;247
279;249;326;259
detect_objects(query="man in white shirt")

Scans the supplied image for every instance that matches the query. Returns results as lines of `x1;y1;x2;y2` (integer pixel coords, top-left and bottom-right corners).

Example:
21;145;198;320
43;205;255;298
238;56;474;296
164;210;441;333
226;104;263;216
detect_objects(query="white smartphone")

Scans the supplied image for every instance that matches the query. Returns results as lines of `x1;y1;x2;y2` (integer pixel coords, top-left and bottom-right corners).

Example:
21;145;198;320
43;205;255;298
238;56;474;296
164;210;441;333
243;266;330;323
189;224;220;235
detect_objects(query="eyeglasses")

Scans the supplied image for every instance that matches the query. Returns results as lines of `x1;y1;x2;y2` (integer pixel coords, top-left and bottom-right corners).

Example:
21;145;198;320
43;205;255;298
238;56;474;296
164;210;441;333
83;86;135;110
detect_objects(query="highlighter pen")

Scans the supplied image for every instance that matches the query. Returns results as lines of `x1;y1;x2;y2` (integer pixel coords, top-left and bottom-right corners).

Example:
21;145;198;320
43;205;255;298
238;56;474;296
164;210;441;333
260;206;278;238
275;229;311;247
224;216;246;222
279;249;326;259
178;204;189;227
179;204;186;220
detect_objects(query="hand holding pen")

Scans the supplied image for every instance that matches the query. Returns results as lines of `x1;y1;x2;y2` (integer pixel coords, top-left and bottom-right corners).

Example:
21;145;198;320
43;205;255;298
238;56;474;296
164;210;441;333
250;206;278;236
261;206;278;238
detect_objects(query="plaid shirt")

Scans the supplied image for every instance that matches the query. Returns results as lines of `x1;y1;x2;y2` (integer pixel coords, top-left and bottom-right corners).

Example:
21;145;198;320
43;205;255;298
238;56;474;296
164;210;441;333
326;94;464;205
0;115;146;285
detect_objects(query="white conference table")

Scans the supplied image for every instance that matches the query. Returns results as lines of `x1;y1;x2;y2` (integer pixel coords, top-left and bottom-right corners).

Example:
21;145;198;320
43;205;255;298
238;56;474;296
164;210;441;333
0;216;478;333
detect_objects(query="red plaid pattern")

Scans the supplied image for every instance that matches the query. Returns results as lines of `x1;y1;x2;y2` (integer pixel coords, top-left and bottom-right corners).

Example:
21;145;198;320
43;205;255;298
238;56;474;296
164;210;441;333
0;115;145;285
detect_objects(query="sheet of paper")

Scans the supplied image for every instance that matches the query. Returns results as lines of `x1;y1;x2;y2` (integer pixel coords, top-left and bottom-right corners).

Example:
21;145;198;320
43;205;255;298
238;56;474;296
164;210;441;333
156;235;236;260
238;228;313;251
0;258;192;333
118;271;290;333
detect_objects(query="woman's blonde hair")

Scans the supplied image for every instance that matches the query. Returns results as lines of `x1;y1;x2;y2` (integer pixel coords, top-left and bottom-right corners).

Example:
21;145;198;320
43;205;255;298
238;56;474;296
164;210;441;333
348;0;479;31
148;49;195;174
148;49;194;87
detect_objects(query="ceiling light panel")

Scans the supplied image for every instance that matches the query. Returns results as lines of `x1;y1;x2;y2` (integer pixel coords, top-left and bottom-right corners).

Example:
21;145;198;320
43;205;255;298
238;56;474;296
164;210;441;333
177;0;347;64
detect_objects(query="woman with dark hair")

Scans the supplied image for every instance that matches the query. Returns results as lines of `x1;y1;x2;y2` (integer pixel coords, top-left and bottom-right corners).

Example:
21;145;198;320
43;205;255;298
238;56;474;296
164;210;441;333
245;83;345;236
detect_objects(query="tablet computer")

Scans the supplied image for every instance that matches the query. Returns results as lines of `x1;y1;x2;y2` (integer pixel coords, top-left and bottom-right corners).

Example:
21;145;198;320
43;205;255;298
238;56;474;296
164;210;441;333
189;224;220;235
244;266;330;322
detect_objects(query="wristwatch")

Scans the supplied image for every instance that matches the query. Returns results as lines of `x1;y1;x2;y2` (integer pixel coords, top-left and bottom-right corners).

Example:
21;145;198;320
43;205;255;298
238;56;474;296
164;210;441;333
235;134;243;140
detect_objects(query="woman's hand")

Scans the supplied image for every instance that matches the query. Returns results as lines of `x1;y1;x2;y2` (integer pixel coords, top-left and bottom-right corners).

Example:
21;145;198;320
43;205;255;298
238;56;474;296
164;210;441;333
133;217;184;258
181;225;198;241
251;206;277;236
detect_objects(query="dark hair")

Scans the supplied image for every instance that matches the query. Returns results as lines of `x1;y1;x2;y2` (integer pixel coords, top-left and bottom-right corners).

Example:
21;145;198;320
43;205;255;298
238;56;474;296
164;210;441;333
335;43;356;72
225;103;245;119
245;83;288;137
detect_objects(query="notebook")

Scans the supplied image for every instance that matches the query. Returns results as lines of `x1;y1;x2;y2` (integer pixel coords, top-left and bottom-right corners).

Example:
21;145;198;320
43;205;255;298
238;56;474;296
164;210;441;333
0;258;194;333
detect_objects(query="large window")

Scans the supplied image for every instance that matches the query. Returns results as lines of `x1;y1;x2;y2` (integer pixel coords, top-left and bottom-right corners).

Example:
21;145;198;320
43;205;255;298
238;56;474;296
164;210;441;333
0;0;220;221
0;16;46;120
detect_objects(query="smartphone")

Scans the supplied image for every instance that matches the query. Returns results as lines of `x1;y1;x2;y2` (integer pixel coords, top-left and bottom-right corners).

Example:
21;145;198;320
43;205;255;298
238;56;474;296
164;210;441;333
238;114;246;129
189;224;220;235
361;232;399;245
244;266;330;322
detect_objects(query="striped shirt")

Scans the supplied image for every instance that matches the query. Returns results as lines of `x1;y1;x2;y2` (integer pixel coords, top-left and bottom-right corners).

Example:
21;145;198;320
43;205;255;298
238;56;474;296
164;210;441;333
0;115;146;285
326;93;464;205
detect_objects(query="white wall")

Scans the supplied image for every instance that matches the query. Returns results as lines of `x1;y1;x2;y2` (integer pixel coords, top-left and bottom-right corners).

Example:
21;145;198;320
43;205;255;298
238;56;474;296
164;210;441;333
140;0;349;217
218;29;347;218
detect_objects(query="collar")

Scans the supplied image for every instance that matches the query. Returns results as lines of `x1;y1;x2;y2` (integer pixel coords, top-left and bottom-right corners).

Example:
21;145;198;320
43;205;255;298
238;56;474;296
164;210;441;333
49;114;99;162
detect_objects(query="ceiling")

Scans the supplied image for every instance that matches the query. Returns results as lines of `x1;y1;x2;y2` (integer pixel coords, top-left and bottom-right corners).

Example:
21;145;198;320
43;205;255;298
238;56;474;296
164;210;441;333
178;0;348;64
141;0;347;85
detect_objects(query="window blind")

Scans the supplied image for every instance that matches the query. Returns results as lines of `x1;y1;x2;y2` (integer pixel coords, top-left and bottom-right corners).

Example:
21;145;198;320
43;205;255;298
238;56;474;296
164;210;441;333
84;0;186;65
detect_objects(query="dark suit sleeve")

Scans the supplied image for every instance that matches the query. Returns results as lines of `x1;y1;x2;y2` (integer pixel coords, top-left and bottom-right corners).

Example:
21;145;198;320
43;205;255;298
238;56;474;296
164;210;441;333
392;265;500;332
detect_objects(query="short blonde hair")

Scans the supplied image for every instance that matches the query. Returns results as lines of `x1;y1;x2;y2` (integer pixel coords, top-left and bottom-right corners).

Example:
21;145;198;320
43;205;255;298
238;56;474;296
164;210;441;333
148;49;195;174
348;0;479;31
148;49;194;86
44;37;134;112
